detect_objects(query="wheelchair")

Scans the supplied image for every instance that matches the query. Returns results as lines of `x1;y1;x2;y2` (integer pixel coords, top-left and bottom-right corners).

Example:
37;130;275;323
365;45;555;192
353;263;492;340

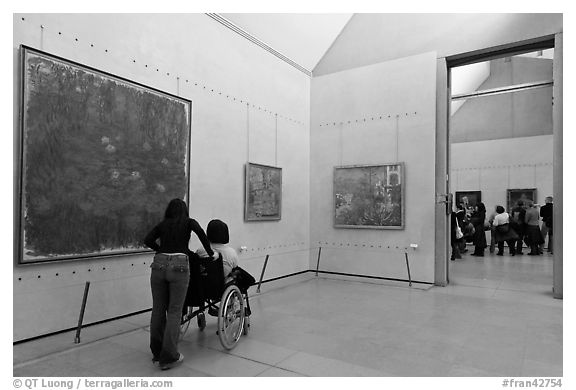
180;253;252;350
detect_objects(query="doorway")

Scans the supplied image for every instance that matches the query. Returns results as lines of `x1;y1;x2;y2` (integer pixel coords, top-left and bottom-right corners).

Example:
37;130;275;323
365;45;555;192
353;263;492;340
439;36;562;298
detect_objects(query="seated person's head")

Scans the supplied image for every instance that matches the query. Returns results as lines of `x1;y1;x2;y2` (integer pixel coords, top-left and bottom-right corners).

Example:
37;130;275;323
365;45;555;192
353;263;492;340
207;219;229;244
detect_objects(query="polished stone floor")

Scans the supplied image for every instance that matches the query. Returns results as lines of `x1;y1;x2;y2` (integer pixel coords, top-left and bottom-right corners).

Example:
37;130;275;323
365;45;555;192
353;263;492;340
13;250;561;377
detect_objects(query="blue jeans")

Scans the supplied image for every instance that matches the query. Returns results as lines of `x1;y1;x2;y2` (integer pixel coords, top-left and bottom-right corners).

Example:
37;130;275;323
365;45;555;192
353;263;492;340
150;253;190;364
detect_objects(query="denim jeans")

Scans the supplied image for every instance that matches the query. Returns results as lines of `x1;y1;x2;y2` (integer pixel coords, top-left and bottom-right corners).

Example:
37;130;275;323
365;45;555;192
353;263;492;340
150;253;190;364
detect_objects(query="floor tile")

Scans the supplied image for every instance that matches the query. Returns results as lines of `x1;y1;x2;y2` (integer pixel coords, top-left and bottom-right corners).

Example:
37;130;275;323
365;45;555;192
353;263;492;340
178;346;271;377
256;367;307;377
276;351;388;376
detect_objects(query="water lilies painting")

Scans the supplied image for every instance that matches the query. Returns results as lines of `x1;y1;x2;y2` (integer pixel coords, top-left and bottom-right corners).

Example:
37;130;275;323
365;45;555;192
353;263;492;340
17;46;191;263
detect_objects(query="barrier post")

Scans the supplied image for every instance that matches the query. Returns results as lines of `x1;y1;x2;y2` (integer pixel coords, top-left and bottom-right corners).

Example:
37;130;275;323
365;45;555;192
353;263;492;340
404;252;412;287
74;281;91;344
315;247;322;277
256;254;270;293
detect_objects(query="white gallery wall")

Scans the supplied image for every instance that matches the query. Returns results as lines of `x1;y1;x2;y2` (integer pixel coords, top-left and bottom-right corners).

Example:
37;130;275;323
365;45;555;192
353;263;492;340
310;52;438;283
451;135;553;210
13;14;311;341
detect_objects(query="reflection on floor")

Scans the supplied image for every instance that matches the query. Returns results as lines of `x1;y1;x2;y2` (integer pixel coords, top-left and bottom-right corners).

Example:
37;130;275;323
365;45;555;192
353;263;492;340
14;251;561;377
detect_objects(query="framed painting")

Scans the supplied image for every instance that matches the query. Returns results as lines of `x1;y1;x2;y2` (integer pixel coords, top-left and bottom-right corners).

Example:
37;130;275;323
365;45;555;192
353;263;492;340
455;191;482;210
334;163;404;229
507;188;537;212
17;45;192;264
244;163;282;221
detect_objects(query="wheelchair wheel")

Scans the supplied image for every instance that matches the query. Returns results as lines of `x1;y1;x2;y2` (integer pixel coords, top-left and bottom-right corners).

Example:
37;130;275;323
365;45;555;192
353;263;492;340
179;306;192;340
197;312;206;331
217;285;245;350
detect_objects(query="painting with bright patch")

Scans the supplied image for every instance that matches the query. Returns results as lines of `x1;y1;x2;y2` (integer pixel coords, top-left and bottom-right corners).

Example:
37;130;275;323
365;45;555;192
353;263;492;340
334;163;404;229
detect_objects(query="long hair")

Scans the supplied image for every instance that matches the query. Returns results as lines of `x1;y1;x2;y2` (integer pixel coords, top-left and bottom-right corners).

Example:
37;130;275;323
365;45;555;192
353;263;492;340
477;202;486;213
164;198;189;220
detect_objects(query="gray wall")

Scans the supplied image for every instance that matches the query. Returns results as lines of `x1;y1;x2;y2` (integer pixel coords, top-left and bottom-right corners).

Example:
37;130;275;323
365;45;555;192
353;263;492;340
451;56;553;143
310;52;438;282
314;13;562;76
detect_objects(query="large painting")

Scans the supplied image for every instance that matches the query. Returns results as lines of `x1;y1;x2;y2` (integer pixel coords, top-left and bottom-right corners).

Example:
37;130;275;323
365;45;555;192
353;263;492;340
334;163;404;229
507;188;537;212
17;46;191;264
245;163;282;221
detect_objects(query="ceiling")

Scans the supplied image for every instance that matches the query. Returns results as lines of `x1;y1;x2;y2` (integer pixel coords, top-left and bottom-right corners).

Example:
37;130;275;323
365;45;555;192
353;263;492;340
220;13;353;72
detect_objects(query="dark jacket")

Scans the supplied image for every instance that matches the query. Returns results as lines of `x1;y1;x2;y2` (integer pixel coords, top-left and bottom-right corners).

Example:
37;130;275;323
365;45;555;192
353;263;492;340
144;217;214;259
540;203;553;227
470;209;487;249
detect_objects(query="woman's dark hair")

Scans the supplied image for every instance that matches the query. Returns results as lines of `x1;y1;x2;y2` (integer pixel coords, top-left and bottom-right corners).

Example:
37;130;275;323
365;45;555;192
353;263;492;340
496;205;505;214
164;198;189;220
477;202;486;213
207;219;229;244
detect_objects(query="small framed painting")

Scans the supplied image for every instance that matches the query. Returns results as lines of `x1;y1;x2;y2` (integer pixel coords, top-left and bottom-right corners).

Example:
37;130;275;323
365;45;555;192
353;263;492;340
244;163;282;221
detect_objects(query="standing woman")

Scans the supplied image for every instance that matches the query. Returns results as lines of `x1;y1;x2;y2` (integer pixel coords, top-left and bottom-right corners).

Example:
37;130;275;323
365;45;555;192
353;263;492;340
450;208;463;261
524;200;544;255
492;205;518;256
470;202;487;257
144;198;216;370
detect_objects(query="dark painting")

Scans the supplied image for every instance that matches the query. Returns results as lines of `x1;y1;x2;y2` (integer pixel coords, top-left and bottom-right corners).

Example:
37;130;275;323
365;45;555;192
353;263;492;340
245;163;282;221
334;163;404;229
455;191;482;209
18;46;191;263
507;188;537;213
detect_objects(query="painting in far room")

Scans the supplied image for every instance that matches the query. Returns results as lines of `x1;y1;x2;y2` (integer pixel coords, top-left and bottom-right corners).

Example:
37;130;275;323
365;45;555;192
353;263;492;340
507;188;537;212
455;191;482;209
17;46;191;264
334;163;404;229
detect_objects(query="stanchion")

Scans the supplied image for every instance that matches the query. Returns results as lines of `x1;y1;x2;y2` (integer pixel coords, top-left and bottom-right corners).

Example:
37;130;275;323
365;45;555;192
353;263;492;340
74;281;91;344
315;247;322;277
404;252;412;287
256;254;270;293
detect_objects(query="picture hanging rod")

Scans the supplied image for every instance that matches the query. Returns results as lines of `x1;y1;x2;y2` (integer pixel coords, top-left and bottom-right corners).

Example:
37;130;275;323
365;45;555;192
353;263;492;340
206;13;312;77
451;80;553;101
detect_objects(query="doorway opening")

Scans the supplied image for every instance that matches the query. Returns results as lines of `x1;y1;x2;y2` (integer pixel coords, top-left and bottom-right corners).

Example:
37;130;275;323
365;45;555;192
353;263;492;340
446;40;556;293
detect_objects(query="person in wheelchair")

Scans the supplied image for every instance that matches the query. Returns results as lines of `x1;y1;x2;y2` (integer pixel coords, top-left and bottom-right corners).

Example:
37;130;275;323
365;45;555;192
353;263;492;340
195;219;238;316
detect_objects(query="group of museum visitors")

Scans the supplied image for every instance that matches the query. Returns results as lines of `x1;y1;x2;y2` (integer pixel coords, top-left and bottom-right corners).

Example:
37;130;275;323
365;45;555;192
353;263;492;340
450;196;553;260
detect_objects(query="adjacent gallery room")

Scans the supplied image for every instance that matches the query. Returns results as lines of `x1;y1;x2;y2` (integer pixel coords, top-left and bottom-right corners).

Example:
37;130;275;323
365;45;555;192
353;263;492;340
448;47;556;290
12;13;563;380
